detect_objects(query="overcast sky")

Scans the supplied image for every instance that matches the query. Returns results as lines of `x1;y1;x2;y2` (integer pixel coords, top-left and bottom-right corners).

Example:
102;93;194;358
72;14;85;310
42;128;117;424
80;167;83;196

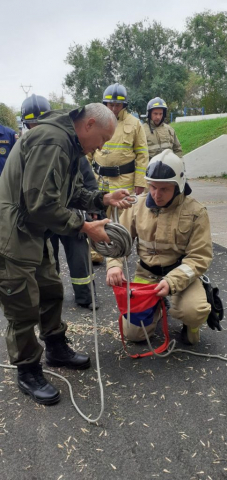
1;0;226;111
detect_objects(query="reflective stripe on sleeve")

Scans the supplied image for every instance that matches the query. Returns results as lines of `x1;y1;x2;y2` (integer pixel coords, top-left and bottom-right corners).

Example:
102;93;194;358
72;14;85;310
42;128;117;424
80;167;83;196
177;264;195;278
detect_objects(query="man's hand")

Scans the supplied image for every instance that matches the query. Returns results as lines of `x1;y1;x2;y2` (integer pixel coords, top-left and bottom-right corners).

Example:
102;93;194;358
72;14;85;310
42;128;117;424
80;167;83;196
81;218;111;243
106;267;126;287
154;279;170;297
134;186;144;195
103;189;134;209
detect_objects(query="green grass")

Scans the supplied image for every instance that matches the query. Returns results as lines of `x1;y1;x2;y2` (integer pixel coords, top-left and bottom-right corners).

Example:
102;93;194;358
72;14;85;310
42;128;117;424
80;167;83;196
170;117;227;155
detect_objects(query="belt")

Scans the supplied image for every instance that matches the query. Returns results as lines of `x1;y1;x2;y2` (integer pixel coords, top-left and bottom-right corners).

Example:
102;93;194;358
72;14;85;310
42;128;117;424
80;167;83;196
140;258;183;277
93;159;135;178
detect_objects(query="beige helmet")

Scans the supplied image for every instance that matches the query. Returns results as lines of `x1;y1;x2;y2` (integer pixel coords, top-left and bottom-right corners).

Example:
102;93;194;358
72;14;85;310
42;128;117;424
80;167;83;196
144;149;186;193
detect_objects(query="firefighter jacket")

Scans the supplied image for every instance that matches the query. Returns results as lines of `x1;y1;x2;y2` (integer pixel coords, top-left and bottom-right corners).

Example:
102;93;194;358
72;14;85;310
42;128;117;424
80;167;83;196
88;109;148;193
143;120;182;160
106;192;212;294
0;109;106;265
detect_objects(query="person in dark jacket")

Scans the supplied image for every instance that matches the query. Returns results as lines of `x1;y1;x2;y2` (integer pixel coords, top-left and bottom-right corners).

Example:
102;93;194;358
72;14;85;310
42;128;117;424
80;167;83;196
22;95;100;310
0;124;18;174
0;101;132;406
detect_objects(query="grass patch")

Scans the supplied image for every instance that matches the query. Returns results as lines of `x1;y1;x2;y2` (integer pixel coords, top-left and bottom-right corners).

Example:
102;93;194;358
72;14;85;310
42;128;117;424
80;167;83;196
170;117;227;155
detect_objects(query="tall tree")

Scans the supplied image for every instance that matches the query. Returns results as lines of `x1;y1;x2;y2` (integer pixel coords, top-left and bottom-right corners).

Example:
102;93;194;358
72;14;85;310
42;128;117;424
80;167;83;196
64;21;188;114
178;11;227;112
64;40;114;105
107;21;187;114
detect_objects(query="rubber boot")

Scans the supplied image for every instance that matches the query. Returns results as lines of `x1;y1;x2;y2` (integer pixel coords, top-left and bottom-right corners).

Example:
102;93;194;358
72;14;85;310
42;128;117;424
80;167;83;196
45;335;90;370
181;324;200;345
18;363;60;405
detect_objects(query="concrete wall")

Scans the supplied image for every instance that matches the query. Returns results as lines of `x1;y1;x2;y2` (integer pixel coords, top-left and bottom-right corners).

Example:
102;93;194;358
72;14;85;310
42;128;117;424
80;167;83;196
184;135;227;178
175;113;227;123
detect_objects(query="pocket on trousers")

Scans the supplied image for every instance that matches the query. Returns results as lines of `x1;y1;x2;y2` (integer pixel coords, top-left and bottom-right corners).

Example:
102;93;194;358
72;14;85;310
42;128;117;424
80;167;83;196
0;278;32;313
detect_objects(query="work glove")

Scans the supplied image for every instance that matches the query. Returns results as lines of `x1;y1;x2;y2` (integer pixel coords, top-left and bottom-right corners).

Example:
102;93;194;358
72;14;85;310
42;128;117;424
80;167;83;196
201;275;224;331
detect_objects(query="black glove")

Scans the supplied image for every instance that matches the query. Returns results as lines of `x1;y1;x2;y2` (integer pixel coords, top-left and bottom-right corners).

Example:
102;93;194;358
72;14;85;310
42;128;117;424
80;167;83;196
201;276;224;331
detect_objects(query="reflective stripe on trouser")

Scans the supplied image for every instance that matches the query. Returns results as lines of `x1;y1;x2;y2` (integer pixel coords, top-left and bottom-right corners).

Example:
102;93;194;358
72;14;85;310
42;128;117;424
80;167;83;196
121;274;162;342
51;233;96;305
135;262;211;336
0;253;65;366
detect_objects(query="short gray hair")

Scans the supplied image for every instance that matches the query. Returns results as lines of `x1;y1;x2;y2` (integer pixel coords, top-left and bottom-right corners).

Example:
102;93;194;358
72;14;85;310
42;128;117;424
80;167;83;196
84;103;117;128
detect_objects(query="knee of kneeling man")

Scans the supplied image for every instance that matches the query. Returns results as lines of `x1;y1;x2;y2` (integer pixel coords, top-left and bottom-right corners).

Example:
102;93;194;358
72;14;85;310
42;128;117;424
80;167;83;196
184;301;211;325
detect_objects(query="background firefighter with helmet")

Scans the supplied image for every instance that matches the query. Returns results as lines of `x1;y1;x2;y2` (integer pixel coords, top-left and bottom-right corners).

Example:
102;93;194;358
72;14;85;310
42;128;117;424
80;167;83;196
22;93;100;311
106;149;213;345
88;82;149;262
143;96;183;159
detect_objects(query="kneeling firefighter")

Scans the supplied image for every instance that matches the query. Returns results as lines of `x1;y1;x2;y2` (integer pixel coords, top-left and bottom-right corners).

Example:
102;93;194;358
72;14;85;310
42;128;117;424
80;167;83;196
106;149;214;345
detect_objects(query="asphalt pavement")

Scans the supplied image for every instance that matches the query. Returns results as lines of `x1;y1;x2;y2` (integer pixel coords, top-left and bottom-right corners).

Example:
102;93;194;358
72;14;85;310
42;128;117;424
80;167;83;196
0;179;227;480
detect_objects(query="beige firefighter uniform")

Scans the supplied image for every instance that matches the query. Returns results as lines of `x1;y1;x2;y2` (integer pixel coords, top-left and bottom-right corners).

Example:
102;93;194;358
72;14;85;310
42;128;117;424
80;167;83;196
143;121;182;159
88;109;149;194
107;192;212;343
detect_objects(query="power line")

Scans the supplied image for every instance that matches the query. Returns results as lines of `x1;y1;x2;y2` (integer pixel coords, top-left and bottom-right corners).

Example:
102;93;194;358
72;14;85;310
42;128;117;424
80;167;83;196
20;85;32;98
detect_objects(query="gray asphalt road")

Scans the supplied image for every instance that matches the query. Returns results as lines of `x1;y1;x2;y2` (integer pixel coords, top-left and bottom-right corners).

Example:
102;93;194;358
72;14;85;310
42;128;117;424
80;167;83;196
1;181;227;480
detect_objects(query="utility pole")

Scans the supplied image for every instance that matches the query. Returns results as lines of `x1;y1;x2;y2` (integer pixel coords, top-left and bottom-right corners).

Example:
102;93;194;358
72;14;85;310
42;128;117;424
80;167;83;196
61;90;64;109
20;85;32;98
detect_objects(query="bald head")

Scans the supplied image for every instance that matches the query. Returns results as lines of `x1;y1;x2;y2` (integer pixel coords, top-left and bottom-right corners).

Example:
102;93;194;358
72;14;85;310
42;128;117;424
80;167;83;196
73;103;117;154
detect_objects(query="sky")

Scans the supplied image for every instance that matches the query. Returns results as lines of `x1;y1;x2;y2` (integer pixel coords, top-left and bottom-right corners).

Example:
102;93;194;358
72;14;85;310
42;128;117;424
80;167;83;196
1;0;226;111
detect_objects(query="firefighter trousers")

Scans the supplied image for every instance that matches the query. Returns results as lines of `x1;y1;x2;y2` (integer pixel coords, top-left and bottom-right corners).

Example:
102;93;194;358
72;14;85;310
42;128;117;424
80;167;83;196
50;234;96;305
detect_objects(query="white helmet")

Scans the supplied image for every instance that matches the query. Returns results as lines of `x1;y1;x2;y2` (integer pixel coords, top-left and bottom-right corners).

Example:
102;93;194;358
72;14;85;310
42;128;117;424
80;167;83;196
144;149;186;193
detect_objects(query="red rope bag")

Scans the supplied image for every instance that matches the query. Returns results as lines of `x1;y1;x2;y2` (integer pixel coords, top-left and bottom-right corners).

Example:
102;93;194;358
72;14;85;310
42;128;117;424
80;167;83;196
113;282;169;358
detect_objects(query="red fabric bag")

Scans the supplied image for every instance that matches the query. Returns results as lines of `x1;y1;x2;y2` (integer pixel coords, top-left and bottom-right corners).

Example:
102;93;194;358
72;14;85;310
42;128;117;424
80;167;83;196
113;282;169;358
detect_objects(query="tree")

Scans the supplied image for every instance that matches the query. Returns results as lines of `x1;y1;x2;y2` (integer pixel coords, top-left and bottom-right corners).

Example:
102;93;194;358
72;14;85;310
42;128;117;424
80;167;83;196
178;11;227;112
0;103;18;131
64;40;114;105
48;92;76;110
64;21;188;114
107;21;188;114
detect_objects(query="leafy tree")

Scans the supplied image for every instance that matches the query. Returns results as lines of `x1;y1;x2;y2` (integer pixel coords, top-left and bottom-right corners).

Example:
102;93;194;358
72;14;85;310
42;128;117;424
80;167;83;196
64;40;114;105
0;103;18;131
107;21;188;114
48;92;75;110
178;11;227;112
64;21;188;114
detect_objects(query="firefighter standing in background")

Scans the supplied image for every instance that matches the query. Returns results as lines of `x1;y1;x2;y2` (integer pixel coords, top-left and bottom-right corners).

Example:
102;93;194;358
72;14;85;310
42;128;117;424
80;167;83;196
143;97;182;159
88;82;149;262
0;123;18;174
21;94;99;310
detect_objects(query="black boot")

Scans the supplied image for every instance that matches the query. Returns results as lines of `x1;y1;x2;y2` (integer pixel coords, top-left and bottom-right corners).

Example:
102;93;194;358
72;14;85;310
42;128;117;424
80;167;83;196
18;363;60;405
45;336;90;370
77;296;100;311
